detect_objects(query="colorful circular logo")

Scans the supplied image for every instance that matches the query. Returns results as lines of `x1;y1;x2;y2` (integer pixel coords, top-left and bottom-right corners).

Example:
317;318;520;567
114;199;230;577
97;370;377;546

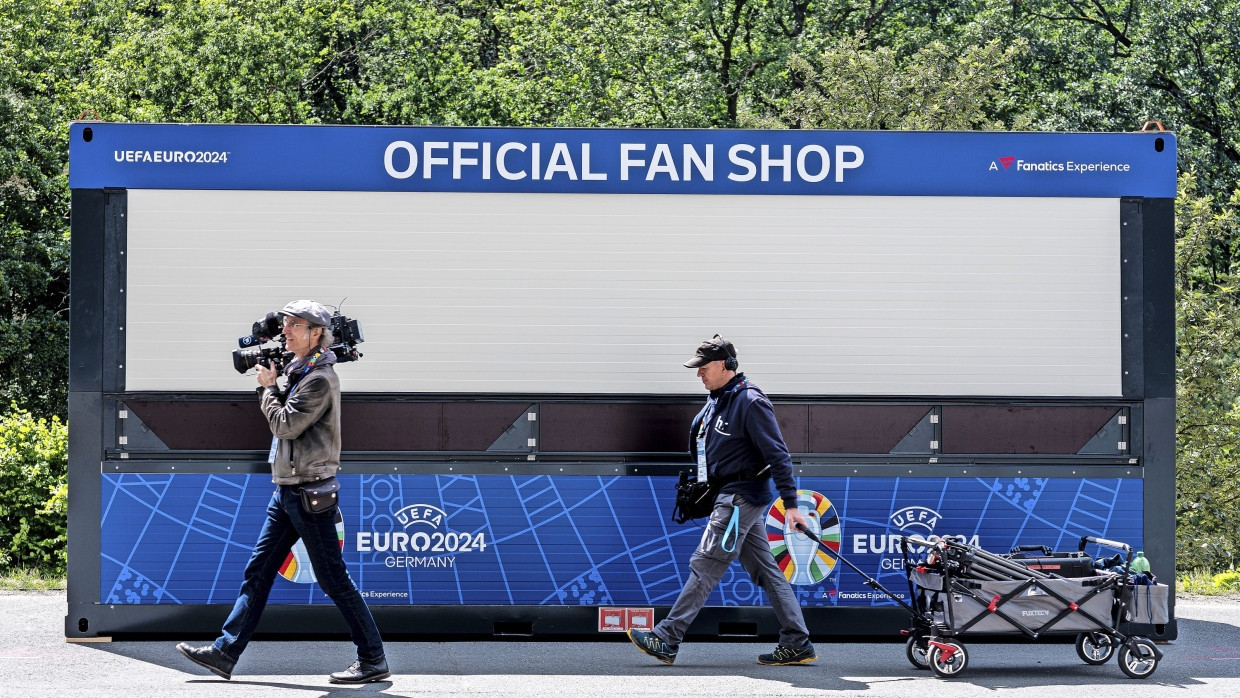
278;509;346;584
765;489;841;585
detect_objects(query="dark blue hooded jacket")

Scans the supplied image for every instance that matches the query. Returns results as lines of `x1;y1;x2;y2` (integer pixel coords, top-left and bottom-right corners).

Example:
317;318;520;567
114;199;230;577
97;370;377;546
688;373;799;510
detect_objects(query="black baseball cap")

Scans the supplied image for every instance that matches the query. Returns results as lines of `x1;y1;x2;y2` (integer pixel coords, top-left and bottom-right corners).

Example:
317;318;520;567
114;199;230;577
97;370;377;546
684;336;736;368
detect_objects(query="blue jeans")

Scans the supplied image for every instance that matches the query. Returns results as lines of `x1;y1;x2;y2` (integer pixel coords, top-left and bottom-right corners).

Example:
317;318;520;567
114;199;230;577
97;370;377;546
213;485;385;663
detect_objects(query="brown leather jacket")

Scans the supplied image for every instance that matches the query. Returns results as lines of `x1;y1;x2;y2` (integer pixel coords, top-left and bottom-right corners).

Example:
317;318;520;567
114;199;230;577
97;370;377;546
259;351;340;485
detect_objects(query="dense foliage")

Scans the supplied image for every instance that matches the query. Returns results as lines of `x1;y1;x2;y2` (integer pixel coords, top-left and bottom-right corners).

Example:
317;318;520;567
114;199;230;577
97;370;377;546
1;0;1239;571
0;406;68;573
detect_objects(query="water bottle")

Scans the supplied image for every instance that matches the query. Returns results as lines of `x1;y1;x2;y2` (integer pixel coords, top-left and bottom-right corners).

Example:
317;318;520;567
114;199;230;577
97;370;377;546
1130;551;1151;574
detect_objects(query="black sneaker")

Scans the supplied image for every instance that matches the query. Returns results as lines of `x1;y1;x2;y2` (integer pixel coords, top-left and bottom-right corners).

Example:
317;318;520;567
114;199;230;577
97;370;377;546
628;628;678;665
176;642;236;680
329;657;391;684
758;641;817;665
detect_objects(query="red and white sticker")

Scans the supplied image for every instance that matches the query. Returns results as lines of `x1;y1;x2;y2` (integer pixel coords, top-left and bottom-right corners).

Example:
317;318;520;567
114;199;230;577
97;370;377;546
597;607;655;632
598;607;626;632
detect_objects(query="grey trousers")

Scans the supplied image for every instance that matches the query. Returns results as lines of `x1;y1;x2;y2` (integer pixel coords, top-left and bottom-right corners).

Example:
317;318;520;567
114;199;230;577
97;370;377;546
654;493;810;647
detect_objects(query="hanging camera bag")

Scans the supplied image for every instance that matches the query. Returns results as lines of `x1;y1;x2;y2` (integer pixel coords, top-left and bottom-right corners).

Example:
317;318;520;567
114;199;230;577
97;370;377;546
672;470;719;524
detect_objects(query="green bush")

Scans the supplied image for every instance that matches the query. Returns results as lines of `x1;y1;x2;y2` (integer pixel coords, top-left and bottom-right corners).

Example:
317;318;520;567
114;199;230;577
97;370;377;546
1213;571;1240;591
0;406;67;573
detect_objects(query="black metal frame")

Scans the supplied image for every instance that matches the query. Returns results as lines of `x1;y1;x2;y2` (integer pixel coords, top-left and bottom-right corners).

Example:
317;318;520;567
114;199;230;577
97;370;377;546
66;187;1178;641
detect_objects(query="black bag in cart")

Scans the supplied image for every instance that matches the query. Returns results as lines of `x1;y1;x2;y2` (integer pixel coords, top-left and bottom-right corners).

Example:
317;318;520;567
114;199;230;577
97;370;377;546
1006;544;1096;578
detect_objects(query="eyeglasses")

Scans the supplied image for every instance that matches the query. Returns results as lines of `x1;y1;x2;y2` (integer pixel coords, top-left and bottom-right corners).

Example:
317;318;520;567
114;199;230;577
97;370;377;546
282;319;310;330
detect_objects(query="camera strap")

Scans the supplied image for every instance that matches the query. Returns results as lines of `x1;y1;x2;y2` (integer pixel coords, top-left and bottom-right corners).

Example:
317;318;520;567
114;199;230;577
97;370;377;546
285;348;325;397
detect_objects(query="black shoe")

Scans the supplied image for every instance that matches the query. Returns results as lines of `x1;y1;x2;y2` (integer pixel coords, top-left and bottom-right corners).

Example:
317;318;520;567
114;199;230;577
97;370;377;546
627;628;678;665
329;657;391;684
176;642;235;680
758;641;817;665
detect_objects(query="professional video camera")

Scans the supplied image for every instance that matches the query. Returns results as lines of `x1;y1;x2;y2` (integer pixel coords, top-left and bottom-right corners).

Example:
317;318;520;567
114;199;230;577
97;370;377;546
231;310;365;374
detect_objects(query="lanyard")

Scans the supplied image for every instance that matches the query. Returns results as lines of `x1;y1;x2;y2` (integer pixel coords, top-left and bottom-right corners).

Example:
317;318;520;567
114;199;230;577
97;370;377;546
695;377;746;480
696;377;746;440
285;348;324;397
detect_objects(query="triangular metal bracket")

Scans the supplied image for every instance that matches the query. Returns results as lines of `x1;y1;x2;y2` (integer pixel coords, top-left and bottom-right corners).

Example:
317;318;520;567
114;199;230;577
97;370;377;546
118;402;170;451
1078;409;1128;454
890;408;938;454
486;404;539;452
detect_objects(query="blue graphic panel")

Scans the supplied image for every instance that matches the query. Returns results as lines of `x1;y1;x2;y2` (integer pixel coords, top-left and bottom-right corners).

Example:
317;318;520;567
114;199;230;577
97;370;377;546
70;123;1176;198
100;474;1145;608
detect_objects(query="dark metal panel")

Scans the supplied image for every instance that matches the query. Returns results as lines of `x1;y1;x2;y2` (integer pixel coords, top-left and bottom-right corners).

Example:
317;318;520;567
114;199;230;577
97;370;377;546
1120;198;1144;398
101;192;127;393
774;404;809;453
540;402;698;453
808;405;933;453
67;188;111;608
1142;396;1177;626
102;458;1147;479
1142;198;1176;399
342;402;445;450
112;396;1143;462
65;601;910;641
66;393;103;607
125;399;270;450
121;400;558;452
69;189;106;393
442;402;528;451
941;406;1123;454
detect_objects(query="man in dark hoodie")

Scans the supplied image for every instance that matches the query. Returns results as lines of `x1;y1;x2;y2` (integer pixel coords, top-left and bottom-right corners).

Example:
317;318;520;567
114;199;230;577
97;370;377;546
628;335;816;666
176;300;389;684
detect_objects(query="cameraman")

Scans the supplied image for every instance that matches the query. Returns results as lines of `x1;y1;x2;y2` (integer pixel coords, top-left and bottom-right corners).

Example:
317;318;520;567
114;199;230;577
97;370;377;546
177;300;389;684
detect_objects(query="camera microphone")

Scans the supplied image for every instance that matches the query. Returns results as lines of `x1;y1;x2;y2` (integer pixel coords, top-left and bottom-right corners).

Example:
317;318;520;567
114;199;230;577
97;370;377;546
236;312;282;348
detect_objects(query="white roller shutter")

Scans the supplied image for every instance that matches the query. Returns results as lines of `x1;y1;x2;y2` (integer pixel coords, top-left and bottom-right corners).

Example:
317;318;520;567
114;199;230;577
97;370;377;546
124;189;1120;396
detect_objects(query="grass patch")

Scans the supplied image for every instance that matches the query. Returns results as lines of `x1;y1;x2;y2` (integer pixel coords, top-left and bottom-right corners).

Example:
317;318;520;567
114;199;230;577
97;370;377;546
1178;568;1240;595
0;567;66;592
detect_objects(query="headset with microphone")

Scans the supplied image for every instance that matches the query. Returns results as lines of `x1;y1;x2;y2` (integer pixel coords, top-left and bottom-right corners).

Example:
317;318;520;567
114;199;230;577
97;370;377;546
714;334;738;371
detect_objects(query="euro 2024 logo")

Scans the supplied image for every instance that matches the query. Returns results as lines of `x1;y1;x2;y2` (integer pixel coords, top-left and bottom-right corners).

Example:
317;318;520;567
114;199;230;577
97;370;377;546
765;490;841;585
279;510;346;584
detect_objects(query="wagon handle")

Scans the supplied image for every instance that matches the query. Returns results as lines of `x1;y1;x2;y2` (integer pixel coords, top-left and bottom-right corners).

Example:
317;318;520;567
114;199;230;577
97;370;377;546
1079;535;1131;553
794;524;917;614
903;535;939;548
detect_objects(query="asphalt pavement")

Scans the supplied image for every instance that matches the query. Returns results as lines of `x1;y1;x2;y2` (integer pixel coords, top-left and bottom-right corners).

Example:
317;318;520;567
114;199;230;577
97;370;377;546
3;591;1239;697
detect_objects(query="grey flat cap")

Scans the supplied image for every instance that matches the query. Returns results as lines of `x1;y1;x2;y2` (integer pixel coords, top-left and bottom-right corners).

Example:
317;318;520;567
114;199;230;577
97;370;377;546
279;299;332;327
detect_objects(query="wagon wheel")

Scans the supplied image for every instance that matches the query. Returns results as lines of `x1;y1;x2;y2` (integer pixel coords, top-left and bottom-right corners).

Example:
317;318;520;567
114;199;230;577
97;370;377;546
1075;632;1116;665
927;640;968;678
905;636;930;670
1117;638;1159;679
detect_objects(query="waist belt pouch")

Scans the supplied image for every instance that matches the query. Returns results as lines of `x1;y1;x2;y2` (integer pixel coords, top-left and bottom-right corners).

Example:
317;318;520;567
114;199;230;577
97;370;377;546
299;477;339;514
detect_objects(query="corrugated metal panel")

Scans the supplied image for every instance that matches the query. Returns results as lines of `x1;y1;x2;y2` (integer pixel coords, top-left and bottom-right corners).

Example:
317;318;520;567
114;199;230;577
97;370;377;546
124;190;1120;396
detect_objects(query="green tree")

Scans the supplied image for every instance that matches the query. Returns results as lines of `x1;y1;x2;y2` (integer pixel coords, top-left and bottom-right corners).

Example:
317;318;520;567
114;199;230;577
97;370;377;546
1174;171;1240;571
0;406;68;572
742;33;1030;130
78;0;352;123
0;0;89;420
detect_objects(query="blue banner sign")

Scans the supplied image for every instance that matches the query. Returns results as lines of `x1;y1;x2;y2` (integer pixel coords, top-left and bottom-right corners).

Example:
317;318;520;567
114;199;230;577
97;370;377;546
101;473;1144;608
69;123;1176;198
